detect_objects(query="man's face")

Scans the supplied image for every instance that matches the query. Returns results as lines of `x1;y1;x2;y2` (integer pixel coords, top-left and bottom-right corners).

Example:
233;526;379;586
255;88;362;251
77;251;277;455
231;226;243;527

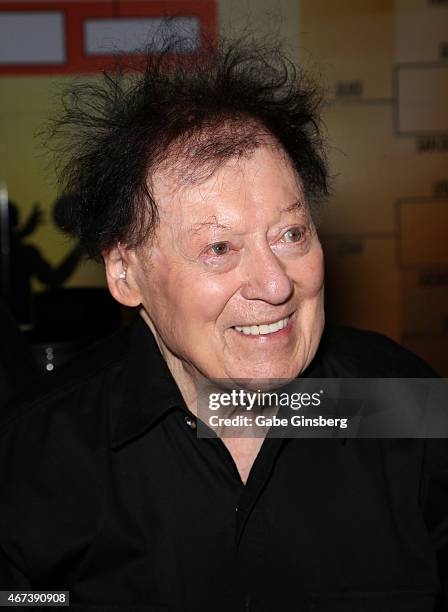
131;143;325;383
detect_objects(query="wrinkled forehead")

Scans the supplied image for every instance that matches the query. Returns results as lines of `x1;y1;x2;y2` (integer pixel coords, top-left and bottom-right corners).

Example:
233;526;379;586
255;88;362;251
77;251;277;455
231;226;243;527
149;140;306;229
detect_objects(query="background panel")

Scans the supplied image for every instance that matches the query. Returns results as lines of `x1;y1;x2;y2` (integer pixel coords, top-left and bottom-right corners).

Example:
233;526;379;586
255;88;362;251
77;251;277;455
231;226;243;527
321;104;399;235
401;268;448;335
395;3;448;63
400;199;448;267
300;0;394;99
322;236;401;341
397;65;448;134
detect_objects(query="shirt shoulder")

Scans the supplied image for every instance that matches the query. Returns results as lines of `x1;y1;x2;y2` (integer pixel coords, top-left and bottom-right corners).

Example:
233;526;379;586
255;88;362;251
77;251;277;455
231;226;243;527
313;323;437;377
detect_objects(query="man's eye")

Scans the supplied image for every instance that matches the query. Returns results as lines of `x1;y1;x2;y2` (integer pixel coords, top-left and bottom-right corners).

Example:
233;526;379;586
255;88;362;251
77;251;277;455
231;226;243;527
209;242;230;256
282;227;304;243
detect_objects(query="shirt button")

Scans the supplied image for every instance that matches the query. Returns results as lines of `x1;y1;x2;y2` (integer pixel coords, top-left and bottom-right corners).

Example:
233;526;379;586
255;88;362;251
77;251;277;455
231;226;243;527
184;415;197;430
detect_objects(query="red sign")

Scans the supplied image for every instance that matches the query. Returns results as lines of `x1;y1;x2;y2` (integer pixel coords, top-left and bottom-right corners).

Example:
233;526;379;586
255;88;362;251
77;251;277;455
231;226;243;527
0;0;217;74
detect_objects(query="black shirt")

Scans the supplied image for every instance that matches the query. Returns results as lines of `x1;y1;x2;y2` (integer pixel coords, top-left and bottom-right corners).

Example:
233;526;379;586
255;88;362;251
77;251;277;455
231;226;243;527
0;316;447;612
0;300;36;408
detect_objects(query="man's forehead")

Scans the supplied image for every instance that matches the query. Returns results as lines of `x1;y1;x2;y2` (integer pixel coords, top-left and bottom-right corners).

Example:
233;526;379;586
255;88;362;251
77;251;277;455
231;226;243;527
151;144;306;233
153;141;300;195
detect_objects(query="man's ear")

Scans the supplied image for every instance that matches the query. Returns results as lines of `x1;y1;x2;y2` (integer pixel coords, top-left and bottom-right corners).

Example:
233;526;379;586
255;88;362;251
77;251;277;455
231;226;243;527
103;243;142;307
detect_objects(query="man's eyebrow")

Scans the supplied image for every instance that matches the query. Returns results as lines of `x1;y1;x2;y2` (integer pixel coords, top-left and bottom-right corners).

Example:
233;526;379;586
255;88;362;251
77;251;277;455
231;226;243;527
280;200;304;214
187;201;304;235
187;216;231;236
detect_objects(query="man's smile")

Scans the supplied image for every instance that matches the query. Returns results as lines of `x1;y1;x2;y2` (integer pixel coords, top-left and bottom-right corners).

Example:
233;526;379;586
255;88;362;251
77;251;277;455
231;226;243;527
233;314;291;336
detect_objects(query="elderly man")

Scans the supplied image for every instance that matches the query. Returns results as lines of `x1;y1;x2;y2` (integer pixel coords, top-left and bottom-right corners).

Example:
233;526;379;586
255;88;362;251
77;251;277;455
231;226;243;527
0;38;446;611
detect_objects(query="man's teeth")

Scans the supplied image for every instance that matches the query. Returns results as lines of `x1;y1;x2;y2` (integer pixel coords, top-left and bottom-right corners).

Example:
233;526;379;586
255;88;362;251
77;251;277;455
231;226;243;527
234;316;289;336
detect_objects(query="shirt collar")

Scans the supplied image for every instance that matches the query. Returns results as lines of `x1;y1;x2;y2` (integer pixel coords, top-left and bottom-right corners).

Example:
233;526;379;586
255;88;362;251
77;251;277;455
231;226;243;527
109;314;186;449
109;314;329;449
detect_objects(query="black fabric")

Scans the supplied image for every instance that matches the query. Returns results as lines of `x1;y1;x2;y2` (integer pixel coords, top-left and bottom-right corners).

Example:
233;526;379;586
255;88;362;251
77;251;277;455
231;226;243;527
0;316;446;612
0;299;36;413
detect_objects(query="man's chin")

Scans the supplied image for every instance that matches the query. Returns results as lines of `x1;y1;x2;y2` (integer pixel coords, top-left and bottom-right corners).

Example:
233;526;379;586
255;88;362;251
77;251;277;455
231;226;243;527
220;366;301;391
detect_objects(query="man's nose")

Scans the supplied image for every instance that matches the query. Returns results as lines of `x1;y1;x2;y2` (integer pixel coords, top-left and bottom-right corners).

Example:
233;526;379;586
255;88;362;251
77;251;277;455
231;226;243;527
239;243;293;305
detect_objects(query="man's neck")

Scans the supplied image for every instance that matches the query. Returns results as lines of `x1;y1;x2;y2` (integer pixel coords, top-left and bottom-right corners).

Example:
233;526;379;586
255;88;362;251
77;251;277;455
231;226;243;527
139;309;199;414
